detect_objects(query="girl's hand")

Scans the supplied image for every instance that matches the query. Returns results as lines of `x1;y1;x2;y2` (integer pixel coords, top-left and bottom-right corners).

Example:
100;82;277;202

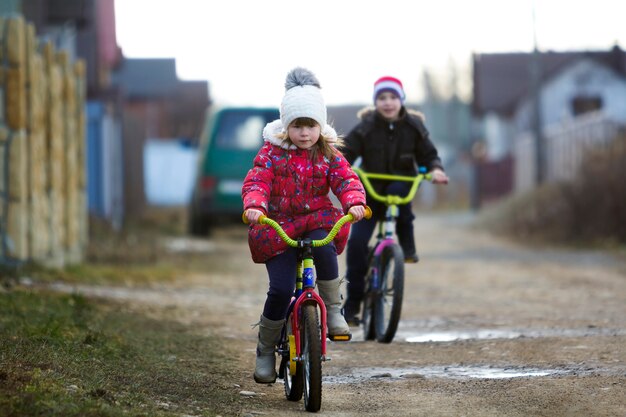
430;168;449;185
348;205;366;222
244;209;264;224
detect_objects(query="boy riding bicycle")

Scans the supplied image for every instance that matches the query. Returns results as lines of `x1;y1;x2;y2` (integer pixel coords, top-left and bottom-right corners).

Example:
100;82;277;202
242;68;367;383
340;75;449;325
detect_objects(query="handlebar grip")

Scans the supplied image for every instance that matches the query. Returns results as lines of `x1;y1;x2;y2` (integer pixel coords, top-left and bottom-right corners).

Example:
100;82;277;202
364;206;372;219
242;210;267;225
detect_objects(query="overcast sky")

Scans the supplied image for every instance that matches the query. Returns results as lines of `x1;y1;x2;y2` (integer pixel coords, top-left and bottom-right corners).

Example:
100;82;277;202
115;0;626;107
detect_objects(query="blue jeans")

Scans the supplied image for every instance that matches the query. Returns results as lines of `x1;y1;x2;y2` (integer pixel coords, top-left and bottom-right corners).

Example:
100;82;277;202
262;229;338;321
345;181;415;303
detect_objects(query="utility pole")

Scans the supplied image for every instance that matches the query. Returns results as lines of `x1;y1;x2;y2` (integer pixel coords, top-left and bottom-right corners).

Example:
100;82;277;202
531;2;545;185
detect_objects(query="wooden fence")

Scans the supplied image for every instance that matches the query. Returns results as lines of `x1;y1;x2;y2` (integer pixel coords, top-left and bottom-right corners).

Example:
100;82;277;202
514;112;623;193
0;15;87;267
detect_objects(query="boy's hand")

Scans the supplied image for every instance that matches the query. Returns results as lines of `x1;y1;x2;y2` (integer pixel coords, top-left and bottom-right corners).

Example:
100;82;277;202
244;209;264;224
348;205;366;222
430;168;449;185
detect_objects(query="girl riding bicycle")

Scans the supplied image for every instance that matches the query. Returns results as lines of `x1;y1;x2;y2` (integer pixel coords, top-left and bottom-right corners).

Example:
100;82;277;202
242;67;367;384
340;75;449;325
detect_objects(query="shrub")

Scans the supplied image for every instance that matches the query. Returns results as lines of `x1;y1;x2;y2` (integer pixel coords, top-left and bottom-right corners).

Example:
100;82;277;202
479;135;626;245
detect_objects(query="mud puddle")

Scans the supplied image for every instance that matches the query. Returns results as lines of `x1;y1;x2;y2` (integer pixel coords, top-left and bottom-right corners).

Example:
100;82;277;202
348;326;626;343
325;366;568;384
401;327;626;342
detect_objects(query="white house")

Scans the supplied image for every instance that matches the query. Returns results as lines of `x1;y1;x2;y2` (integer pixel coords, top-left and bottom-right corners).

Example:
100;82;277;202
471;45;626;199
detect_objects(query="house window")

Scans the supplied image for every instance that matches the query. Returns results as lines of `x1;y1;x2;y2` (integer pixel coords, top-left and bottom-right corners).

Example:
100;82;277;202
571;96;602;116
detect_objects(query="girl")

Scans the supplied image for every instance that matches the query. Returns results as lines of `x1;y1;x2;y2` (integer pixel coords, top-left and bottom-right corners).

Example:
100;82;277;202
242;67;367;384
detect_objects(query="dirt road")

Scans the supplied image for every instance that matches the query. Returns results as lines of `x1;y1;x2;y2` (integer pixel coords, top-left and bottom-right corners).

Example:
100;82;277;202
58;212;626;416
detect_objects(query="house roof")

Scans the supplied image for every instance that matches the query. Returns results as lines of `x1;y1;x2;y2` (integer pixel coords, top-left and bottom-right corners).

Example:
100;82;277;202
472;45;626;116
113;58;180;98
173;80;211;105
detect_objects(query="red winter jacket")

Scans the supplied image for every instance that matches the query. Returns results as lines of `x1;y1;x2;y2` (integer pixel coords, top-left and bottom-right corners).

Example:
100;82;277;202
242;120;366;263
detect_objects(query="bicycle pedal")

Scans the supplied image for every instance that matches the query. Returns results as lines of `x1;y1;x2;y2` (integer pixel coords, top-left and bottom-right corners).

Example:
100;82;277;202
328;334;352;342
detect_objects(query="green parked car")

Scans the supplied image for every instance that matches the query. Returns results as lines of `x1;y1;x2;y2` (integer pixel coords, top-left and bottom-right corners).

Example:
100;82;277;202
188;106;280;236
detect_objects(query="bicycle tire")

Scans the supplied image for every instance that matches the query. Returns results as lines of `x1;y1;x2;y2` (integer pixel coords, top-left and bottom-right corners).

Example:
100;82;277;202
361;246;377;340
361;286;376;341
282;318;303;401
302;304;322;412
373;243;404;343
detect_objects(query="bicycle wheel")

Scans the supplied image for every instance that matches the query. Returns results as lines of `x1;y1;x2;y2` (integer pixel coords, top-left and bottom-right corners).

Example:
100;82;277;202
361;277;376;341
281;318;303;401
360;246;377;341
373;243;404;343
301;304;322;412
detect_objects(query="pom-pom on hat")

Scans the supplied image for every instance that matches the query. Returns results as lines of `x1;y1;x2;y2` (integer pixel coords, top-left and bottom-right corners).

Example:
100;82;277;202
373;76;405;103
280;67;327;129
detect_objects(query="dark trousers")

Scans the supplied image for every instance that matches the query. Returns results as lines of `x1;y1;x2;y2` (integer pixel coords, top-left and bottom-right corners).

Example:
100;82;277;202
263;229;338;321
345;181;415;302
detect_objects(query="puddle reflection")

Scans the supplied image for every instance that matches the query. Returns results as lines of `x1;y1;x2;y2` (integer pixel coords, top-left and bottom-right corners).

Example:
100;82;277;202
404;329;522;343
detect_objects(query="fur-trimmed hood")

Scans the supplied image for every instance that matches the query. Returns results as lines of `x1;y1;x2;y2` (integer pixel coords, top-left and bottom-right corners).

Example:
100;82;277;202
262;119;338;149
356;106;425;122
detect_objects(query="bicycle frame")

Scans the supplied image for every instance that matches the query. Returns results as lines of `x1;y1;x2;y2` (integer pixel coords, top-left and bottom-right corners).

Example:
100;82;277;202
286;242;329;358
356;166;430;254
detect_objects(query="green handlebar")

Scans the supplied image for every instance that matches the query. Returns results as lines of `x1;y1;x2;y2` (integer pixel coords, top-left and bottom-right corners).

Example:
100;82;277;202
352;166;430;206
242;207;372;248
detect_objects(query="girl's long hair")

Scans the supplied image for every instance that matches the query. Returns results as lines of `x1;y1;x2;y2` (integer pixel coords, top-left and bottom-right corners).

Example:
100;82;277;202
277;118;343;161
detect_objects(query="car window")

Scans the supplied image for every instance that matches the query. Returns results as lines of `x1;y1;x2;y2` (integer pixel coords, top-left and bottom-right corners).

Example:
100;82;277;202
215;111;268;150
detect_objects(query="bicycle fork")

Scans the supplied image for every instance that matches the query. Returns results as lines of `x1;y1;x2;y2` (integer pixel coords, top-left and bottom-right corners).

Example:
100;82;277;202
278;245;329;376
370;238;394;291
370;209;397;292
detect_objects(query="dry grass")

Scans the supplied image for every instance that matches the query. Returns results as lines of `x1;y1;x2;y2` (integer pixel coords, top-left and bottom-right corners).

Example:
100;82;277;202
477;136;626;246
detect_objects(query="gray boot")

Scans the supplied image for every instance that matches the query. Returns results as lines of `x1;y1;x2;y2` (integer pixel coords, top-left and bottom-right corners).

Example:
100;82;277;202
317;278;351;336
254;315;284;383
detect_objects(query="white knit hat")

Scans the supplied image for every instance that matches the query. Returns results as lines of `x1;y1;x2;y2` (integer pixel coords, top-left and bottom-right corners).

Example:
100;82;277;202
280;67;327;128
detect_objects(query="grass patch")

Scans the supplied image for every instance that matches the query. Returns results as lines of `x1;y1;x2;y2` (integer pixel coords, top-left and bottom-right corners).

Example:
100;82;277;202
13;261;195;287
0;288;244;416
